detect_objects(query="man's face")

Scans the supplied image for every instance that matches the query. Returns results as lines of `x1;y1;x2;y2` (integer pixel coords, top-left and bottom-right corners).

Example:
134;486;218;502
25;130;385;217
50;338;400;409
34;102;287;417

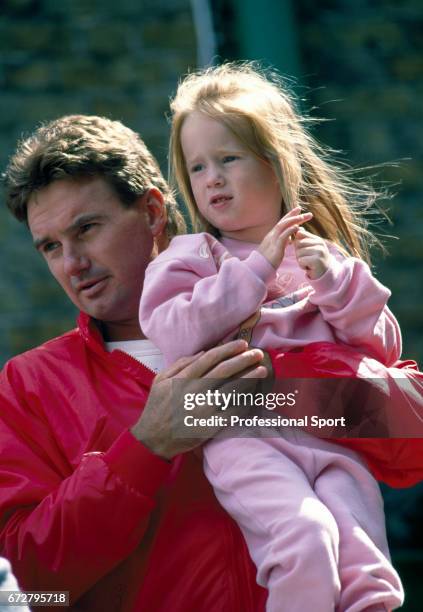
28;177;165;340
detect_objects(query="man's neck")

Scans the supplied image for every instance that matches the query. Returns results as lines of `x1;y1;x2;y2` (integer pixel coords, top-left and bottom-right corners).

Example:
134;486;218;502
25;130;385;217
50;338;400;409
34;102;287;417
97;319;146;342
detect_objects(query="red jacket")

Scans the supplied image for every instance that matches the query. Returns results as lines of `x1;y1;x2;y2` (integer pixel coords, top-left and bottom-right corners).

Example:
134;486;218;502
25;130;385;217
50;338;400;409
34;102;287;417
1;315;421;611
0;313;266;611
269;344;423;487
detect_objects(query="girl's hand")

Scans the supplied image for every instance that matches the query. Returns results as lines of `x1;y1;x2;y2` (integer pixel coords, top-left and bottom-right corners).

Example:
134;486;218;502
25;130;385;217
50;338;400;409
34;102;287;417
294;228;332;279
258;207;313;269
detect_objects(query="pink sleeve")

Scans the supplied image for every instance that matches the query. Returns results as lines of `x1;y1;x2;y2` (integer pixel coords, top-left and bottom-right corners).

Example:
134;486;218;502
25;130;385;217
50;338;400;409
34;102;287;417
139;234;276;364
308;249;402;365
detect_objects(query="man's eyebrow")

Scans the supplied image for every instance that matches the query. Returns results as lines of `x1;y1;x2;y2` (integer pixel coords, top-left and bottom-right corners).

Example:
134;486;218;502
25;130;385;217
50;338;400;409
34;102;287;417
33;213;107;251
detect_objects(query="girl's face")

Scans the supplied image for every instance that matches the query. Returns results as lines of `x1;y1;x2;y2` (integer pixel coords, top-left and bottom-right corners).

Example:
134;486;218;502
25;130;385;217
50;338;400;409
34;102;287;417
180;112;282;243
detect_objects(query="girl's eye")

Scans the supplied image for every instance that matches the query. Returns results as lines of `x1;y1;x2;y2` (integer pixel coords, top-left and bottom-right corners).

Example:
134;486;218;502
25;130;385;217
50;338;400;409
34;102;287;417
190;163;203;173
223;155;238;163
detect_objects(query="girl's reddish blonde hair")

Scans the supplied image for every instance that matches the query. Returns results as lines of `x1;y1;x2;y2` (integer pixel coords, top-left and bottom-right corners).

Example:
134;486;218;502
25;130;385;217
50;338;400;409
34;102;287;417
170;61;386;262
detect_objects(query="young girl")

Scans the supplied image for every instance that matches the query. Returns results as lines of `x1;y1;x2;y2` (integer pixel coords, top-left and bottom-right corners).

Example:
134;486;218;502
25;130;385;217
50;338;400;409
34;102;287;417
139;63;411;611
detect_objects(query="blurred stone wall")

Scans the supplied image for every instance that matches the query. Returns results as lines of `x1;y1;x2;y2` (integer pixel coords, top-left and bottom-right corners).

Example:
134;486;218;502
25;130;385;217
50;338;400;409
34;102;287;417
293;3;423;607
0;0;197;365
295;0;423;364
1;0;422;604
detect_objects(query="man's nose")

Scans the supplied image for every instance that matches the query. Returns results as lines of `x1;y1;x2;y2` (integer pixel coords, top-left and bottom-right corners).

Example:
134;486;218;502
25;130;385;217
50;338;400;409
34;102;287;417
63;246;90;277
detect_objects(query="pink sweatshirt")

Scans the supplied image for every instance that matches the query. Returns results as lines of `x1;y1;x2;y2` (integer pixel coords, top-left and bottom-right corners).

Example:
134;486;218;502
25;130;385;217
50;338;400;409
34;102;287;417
139;233;401;368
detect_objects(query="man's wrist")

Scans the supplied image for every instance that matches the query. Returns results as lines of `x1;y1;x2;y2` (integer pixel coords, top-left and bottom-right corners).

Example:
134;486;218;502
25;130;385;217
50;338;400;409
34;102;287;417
104;429;172;495
130;427;173;462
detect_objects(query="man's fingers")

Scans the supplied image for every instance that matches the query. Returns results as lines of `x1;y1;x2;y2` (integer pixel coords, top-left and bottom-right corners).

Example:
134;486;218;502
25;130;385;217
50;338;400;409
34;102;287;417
240;365;268;379
177;340;250;378
207;347;265;378
155;352;205;381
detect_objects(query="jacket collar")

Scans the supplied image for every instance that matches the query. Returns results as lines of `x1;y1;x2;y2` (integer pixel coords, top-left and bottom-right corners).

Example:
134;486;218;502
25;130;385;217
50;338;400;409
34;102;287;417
76;311;156;383
77;311;106;353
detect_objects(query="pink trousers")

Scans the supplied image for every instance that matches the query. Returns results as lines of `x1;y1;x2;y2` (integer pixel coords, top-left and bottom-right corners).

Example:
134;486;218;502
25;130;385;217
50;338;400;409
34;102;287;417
204;429;404;612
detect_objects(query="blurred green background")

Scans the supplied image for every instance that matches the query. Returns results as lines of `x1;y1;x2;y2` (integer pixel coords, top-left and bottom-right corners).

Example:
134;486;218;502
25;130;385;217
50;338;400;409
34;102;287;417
0;0;422;608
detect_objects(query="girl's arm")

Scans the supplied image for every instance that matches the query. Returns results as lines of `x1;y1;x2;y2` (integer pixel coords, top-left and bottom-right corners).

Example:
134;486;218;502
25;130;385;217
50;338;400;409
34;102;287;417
308;248;402;365
139;233;276;363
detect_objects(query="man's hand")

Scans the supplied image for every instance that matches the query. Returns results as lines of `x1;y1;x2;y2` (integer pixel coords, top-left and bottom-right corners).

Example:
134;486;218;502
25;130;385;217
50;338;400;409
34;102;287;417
131;340;268;460
294;228;332;280
258;206;313;269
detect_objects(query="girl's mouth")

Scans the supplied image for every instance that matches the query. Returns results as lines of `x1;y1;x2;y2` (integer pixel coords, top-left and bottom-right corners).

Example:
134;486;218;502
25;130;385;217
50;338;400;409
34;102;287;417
210;195;233;208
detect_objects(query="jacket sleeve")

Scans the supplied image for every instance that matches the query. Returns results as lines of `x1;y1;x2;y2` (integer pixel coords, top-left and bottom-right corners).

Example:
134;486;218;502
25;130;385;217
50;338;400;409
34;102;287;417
308;250;402;365
140;236;276;363
0;363;172;603
268;349;423;487
334;438;423;488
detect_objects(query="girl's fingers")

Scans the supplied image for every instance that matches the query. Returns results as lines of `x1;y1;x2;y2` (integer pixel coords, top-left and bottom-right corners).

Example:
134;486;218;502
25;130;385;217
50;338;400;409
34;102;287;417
278;226;299;245
297;255;318;267
296;247;326;262
295;227;308;238
274;212;312;234
283;206;302;218
295;231;324;247
295;239;322;251
284;207;311;219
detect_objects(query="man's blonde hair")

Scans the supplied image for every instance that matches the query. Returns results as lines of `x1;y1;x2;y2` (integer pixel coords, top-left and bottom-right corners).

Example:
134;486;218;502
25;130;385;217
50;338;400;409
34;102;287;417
170;61;385;261
4;114;186;239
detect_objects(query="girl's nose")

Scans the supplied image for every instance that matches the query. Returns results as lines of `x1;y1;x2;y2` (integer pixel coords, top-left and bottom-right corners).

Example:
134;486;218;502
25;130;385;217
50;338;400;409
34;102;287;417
206;166;224;188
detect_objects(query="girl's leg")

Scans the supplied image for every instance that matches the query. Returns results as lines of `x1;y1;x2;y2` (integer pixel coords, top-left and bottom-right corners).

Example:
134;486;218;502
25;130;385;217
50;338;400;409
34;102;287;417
204;434;341;612
312;451;404;612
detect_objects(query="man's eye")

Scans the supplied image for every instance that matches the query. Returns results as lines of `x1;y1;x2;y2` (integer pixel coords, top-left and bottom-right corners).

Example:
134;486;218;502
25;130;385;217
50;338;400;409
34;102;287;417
80;223;96;234
42;242;59;254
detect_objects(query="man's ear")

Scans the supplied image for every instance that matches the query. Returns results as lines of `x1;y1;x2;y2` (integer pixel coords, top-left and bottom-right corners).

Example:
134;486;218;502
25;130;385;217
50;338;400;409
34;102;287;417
142;188;168;238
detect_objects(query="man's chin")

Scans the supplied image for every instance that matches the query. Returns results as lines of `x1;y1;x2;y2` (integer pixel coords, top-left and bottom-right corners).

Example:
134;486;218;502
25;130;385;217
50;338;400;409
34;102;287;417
67;293;108;319
68;286;114;318
67;287;138;328
79;298;135;325
79;301;114;321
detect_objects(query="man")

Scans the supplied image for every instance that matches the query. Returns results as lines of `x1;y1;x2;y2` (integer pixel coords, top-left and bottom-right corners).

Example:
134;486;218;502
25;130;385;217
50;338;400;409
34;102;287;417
0;115;268;611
